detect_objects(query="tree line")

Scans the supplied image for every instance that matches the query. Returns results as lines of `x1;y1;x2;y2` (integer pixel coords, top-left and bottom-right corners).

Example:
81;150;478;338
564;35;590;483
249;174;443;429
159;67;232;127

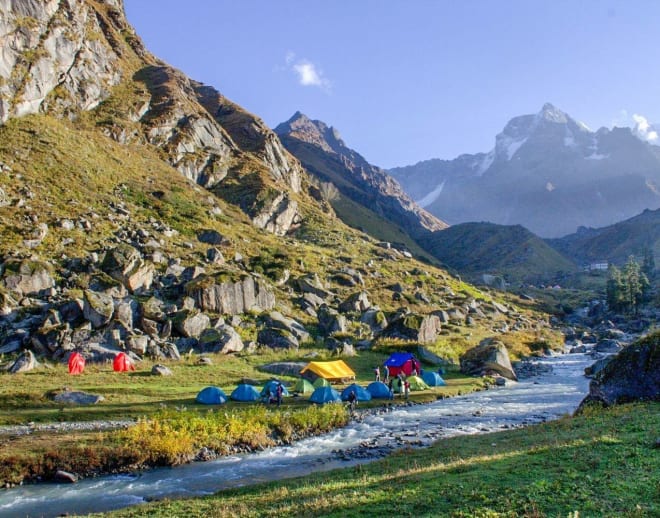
606;253;654;315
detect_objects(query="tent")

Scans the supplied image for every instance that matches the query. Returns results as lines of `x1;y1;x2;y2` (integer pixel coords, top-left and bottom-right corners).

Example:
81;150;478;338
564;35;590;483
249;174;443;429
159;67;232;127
293;378;314;395
68;352;85;375
113;352;135;372
406;375;430;391
313;377;330;389
367;381;392;399
309;386;341;404
383;352;420;377
341;383;372;402
230;383;261;402
422;371;446;387
391;377;402;393
260;380;289;398
300;360;355;383
196;386;227;405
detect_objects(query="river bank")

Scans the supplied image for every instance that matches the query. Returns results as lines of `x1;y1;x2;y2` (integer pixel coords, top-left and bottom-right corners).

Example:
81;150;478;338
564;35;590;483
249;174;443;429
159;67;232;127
0;352;596;517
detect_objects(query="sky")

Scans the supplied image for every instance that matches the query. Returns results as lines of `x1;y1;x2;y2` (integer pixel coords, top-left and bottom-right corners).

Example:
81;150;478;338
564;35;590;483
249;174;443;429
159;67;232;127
124;1;660;169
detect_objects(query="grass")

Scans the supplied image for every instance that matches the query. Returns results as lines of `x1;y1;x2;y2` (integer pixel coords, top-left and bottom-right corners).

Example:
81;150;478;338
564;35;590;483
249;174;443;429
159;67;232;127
0;348;488;485
106;401;660;517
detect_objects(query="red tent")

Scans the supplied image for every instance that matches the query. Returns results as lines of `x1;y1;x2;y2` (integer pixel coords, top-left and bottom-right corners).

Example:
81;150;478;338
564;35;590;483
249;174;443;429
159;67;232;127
68;352;85;375
113;352;135;372
383;352;420;377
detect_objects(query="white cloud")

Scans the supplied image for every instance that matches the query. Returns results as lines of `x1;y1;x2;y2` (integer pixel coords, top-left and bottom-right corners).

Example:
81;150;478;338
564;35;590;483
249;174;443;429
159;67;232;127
632;113;659;143
284;52;331;92
633;113;658;144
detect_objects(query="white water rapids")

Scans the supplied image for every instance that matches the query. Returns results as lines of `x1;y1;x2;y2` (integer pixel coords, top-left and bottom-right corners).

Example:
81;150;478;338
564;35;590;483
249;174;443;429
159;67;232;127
0;353;592;517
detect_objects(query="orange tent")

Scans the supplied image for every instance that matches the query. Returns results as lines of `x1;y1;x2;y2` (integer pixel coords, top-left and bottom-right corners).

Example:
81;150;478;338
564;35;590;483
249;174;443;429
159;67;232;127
113;352;135;372
68;352;85;375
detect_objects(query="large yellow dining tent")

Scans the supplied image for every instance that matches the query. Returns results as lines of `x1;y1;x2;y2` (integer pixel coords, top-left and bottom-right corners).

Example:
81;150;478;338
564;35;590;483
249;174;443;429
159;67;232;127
299;360;356;383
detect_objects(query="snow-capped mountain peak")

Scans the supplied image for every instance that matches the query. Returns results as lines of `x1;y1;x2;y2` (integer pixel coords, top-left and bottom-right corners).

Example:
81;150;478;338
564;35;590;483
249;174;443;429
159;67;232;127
632;114;659;146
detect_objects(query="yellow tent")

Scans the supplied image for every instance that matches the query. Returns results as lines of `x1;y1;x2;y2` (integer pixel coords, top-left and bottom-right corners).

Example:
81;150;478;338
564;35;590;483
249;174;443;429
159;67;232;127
300;360;356;383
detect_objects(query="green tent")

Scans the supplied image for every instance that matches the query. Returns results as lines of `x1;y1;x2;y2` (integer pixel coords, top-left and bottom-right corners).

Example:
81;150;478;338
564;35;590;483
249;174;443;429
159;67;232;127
407;375;429;391
313;377;330;388
391;377;402;393
293;378;314;394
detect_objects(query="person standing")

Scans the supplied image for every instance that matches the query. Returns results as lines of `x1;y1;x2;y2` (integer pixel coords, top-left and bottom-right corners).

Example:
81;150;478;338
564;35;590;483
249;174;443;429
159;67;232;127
276;383;284;407
347;389;357;411
403;380;410;401
374;366;381;382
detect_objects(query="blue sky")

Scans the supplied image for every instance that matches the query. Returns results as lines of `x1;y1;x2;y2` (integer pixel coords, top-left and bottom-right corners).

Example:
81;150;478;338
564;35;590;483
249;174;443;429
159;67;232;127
124;1;660;168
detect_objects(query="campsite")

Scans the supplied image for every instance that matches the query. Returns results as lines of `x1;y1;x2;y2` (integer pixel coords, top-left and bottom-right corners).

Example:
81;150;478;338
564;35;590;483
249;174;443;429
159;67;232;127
0;347;486;487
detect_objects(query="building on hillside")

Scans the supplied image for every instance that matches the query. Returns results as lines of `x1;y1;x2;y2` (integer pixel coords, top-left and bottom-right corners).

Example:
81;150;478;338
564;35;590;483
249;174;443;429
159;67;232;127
583;261;609;272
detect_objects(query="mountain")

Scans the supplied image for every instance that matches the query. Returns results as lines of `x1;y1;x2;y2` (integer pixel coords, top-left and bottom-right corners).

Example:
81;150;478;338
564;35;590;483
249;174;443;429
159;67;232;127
0;0;306;237
426;223;577;285
275;112;447;255
547;208;660;267
390;103;660;238
0;0;552;368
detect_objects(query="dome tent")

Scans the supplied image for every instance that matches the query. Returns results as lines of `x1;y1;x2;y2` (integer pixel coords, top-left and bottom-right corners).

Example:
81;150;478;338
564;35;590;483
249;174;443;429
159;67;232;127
422;371;446;387
383;352;420;377
313;377;330;389
68;352;85;375
366;381;391;399
406;375;429;391
309;386;341;404
293;378;314;394
113;352;135;372
231;384;261;402
340;384;372;402
260;380;289;398
196;386;227;405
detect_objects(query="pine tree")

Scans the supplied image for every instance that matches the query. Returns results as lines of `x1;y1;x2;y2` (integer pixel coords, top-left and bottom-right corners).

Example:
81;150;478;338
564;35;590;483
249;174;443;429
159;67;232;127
642;247;656;280
606;265;625;313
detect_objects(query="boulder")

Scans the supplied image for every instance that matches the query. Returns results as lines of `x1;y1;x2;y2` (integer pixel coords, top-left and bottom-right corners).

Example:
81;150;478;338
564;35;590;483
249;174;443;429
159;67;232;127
338;291;371;313
260;312;310;343
141;297;166;322
186;275;275;315
173;310;210;338
257;327;299;349
594;339;622;354
460;339;518;381
8;350;37;373
360;308;388;334
151;364;173;376
126;335;149;355
382;313;441;344
54;470;78;484
101;244;153;292
197;229;229;245
579;333;660;407
206;247;225;265
416;346;450;366
326;338;356;357
83;290;114;328
585;356;615;378
114;298;139;331
198;325;244;354
2;259;55;297
317;306;348;336
260;361;307;377
295;274;332;298
51;390;104;405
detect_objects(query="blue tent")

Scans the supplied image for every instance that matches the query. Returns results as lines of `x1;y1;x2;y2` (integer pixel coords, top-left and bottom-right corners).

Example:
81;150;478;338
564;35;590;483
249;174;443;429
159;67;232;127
422;371;446;387
367;381;391;399
196;386;227;405
260;380;290;398
309;386;341;404
231;383;261;402
340;383;372;402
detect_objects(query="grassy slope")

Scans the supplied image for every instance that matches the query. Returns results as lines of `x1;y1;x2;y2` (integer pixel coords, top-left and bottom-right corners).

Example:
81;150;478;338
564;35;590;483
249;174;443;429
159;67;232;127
426;222;577;284
109;402;660;518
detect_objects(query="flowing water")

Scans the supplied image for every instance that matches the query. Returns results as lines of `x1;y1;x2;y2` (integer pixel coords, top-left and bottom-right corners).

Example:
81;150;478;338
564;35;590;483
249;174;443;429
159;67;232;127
0;353;593;517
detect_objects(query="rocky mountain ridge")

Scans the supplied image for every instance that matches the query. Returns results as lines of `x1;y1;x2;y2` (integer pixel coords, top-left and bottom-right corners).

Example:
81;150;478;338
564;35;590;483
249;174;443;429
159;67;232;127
391;103;660;237
0;0;305;236
275;112;447;243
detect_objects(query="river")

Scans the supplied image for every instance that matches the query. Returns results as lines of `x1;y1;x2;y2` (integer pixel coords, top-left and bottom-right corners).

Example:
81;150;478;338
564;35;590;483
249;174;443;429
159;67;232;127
0;352;593;517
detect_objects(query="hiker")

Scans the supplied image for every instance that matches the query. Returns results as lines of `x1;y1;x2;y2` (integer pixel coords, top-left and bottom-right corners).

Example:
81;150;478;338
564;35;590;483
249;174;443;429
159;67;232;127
403;380;410;400
276;383;284;407
388;378;394;400
347;389;357;411
374;366;381;381
384;366;390;384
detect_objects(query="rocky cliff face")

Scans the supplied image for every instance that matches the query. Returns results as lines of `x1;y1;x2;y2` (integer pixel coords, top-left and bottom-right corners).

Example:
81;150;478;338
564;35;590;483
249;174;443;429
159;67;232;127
0;0;305;235
275;112;447;241
391;103;660;238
